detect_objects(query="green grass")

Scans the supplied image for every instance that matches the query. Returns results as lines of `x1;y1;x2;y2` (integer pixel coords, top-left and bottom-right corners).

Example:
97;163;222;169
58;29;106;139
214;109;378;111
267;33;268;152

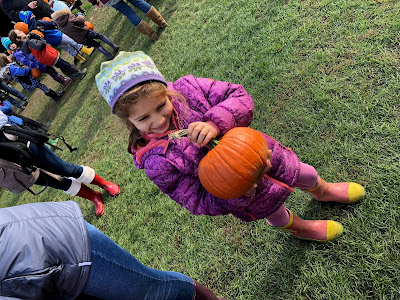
2;0;400;298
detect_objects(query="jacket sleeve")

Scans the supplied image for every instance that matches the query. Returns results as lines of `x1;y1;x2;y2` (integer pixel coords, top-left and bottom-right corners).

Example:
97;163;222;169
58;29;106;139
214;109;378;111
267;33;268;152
144;155;226;216
9;65;30;77
36;20;58;30
26;38;46;51
2;3;31;22
0;101;13;115
70;14;85;26
14;52;40;69
173;76;254;136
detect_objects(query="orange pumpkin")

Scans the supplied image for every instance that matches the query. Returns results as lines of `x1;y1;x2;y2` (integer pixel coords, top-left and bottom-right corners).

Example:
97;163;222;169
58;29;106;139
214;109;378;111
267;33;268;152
31;30;45;38
30;68;42;79
42;17;52;22
14;22;29;34
84;21;94;30
43;0;49;3
198;127;269;199
7;50;12;55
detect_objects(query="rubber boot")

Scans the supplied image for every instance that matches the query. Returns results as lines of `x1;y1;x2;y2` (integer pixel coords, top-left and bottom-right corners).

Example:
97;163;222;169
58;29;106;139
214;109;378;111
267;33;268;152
91;174;120;197
77;184;104;216
307;178;365;204
97;46;114;60
136;20;158;41
69;68;87;80
55;74;72;87
194;281;226;300
99;34;119;52
276;209;343;242
45;89;64;101
80;46;94;56
146;6;168;28
74;53;86;64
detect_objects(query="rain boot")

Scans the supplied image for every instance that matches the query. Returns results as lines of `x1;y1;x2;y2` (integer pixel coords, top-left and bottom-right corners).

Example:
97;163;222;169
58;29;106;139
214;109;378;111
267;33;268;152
146;6;168;28
74;53;86;64
45;89;64;101
77;166;120;197
97;46;114;60
136;20;158;41
194;281;226;300
55;74;72;87
69;68;87;80
80;46;94;56
99;34;119;52
275;209;343;242
65;179;104;216
307;178;365;204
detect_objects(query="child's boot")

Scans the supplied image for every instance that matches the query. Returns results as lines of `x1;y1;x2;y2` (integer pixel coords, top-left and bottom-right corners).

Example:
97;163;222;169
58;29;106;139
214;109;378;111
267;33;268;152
146;6;168;28
74;53;86;64
194;281;226;300
80;46;94;56
77;166;120;197
66;179;104;216
136;20;158;41
276;209;343;242
99;35;119;53
55;74;72;87
97;46;114;60
307;177;365;204
69;68;87;80
45;89;64;101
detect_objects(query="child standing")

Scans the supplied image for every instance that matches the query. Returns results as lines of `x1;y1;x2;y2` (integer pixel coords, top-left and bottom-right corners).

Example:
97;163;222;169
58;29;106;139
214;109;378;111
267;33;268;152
51;9;119;60
2;37;71;87
0;54;64;101
19;10;93;64
96;51;366;242
9;29;87;81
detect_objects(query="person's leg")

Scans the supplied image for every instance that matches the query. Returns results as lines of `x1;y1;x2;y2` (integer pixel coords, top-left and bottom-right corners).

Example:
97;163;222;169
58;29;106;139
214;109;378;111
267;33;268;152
45;66;71;87
296;162;365;203
54;58;87;80
83;222;195;300
5;94;23;108
37;82;64;101
112;0;143;26
125;0;152;14
58;34;81;57
0;81;28;102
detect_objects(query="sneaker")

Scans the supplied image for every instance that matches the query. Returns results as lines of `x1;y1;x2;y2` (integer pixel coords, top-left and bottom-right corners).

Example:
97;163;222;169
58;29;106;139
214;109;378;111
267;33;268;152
47;137;59;146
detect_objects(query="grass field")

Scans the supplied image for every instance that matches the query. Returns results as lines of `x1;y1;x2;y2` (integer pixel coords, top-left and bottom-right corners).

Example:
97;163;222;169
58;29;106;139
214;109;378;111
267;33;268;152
1;0;400;299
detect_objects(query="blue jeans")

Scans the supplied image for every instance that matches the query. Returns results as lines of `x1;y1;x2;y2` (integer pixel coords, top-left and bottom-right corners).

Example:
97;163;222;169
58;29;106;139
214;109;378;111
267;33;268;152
83;222;194;300
0;82;28;108
112;0;152;27
29;143;83;191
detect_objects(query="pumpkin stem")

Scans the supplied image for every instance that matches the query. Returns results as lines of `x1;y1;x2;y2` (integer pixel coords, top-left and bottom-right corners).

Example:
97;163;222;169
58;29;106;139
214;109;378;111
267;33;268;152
168;129;219;149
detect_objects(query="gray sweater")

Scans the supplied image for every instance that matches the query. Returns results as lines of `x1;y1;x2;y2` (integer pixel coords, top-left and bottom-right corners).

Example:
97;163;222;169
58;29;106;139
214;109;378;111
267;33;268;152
0;201;91;299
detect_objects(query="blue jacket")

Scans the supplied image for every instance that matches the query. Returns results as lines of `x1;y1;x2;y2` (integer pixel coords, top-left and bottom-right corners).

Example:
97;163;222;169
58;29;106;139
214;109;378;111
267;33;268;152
13;49;47;72
0;101;23;126
0;201;91;299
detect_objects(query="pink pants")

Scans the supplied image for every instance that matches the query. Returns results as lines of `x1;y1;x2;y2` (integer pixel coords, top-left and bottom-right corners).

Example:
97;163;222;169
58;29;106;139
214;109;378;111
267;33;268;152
266;163;319;227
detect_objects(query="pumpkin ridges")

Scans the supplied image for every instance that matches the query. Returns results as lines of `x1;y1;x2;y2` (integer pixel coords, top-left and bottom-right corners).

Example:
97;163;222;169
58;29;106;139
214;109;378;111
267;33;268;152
199;157;230;197
224;129;269;160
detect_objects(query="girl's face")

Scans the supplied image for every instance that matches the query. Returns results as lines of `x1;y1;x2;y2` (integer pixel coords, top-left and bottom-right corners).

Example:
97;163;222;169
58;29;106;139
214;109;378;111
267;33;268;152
128;94;173;134
9;43;17;51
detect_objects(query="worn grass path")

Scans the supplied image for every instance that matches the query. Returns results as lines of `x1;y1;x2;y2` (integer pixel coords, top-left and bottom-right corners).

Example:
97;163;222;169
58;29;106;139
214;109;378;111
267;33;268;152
1;0;400;299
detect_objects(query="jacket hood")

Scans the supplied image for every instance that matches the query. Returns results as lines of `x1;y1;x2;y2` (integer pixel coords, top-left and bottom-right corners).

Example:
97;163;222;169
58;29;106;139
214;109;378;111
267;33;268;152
51;9;71;26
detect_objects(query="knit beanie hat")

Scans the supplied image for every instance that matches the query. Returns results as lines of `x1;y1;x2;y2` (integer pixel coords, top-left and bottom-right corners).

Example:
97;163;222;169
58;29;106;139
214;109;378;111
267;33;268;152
1;37;12;51
95;51;166;113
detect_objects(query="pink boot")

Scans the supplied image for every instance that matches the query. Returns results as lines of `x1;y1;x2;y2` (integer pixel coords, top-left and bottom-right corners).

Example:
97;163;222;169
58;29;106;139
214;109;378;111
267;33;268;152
77;166;120;197
307;178;365;203
276;209;343;242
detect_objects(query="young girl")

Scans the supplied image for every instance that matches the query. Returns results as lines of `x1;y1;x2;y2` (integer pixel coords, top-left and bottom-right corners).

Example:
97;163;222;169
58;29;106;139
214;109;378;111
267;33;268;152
0;53;64;101
51;9;119;60
96;51;365;242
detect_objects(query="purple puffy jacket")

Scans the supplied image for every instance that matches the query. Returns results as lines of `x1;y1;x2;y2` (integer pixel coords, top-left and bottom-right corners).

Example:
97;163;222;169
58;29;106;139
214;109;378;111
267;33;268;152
132;75;300;222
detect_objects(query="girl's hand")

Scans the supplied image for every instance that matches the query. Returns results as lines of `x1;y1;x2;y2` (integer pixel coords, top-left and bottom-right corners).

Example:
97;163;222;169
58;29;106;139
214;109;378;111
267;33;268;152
187;122;218;147
245;150;273;196
28;1;38;9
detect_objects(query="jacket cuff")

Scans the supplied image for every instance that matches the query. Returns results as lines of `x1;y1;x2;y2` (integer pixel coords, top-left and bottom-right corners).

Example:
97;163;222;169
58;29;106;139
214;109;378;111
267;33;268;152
206;121;220;136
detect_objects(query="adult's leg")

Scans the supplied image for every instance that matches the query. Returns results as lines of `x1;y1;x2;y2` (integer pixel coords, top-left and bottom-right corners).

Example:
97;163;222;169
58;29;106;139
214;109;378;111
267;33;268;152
0;81;28;102
58;34;82;57
5;94;23;108
125;0;152;14
83;222;194;300
112;0;144;27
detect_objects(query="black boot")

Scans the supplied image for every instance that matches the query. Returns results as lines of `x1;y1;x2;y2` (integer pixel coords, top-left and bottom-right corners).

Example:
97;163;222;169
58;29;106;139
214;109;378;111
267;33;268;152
68;68;87;80
97;46;114;60
99;34;119;52
45;89;64;101
55;74;72;87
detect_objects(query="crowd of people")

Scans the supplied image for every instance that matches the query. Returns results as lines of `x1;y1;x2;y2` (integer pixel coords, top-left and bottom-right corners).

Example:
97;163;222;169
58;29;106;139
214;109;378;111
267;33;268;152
0;1;368;300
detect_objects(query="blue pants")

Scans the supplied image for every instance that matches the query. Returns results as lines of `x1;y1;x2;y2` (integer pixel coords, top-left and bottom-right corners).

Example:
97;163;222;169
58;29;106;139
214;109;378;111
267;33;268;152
112;0;152;27
29;142;83;191
0;82;28;108
83;222;194;300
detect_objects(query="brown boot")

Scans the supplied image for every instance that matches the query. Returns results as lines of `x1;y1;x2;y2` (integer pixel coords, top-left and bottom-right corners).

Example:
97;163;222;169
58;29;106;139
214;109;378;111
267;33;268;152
136;20;158;41
194;281;226;300
146;6;168;28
